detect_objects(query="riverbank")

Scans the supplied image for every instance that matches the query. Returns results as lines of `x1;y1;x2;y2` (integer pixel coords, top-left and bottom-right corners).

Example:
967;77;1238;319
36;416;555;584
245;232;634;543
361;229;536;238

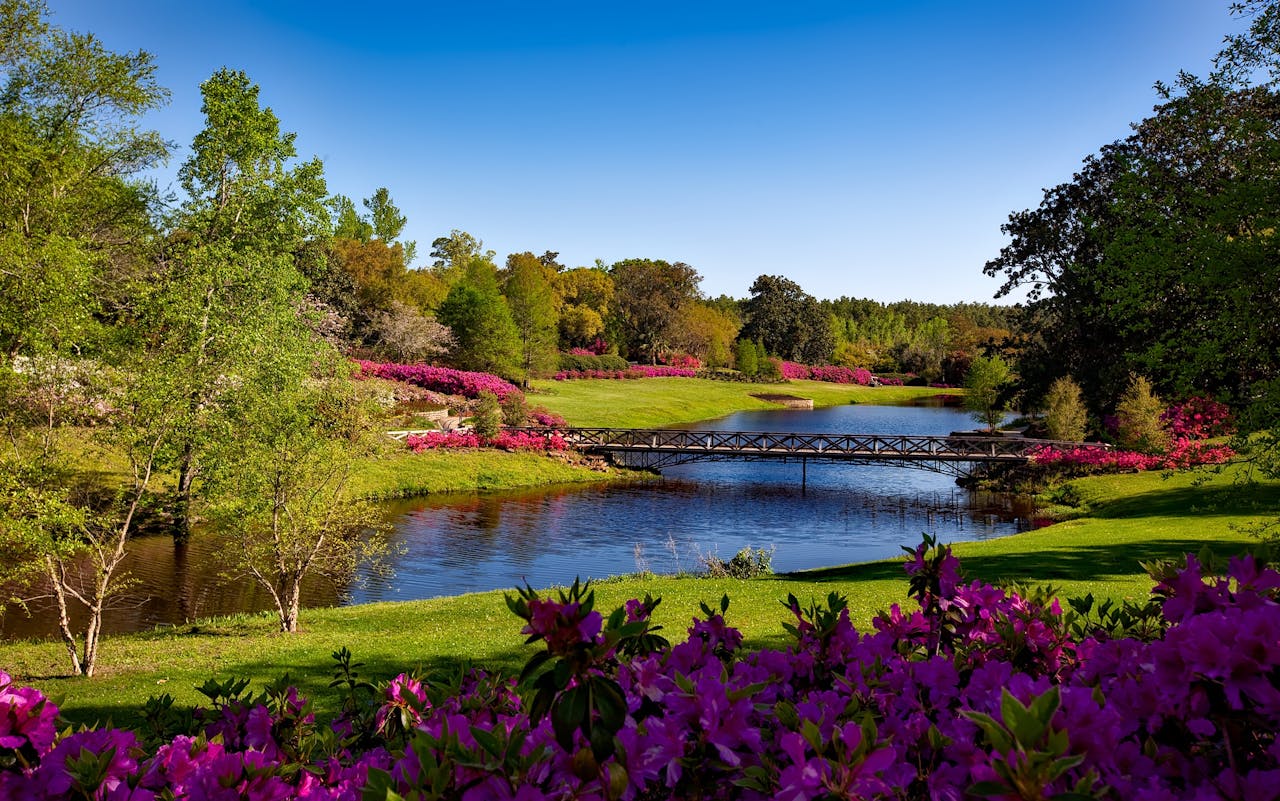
5;459;1274;726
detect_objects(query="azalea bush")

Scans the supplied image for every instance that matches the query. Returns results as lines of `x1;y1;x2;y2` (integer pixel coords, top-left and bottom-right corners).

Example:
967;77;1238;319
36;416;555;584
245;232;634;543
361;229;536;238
354;360;522;401
779;361;879;386
404;430;568;453
3;537;1279;799
1162;396;1234;440
1030;438;1235;473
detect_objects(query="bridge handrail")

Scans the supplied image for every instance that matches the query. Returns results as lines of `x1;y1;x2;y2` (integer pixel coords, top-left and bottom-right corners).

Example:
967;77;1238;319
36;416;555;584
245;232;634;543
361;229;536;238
504;426;1112;458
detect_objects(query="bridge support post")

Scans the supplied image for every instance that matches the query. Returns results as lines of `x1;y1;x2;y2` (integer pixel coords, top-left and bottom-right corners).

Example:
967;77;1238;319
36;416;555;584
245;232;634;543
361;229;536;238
802;457;807;494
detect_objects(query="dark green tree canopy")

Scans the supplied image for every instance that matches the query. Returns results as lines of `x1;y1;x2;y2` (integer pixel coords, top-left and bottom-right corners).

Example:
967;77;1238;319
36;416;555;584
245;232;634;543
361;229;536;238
740;275;833;364
609;258;701;363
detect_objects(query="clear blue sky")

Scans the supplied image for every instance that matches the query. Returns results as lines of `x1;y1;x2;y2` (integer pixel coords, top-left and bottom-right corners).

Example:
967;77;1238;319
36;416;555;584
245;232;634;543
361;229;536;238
53;1;1232;303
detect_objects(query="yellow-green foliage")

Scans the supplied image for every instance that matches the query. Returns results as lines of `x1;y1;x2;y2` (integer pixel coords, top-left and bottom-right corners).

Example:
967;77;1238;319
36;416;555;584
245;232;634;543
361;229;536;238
1117;374;1170;453
1044;376;1088;441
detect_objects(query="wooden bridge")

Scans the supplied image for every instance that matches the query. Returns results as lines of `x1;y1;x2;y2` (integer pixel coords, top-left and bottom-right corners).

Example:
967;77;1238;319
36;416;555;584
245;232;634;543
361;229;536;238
506;427;1109;477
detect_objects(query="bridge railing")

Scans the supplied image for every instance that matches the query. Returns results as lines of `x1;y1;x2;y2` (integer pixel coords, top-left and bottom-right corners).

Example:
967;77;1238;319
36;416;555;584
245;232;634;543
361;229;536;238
505;427;1111;462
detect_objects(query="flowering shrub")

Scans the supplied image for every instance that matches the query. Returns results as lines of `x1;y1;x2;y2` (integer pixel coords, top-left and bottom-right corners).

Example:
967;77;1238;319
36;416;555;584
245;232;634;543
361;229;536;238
1162;396;1234;440
405;430;567;453
4;539;1279;799
879;376;905;386
657;352;701;369
553;366;698;380
528;407;568;428
1030;437;1235;472
354;360;522;401
780;361;882;386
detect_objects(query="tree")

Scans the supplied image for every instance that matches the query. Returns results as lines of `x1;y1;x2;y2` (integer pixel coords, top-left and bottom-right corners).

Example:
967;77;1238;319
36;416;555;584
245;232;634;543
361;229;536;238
1116;375;1170;454
555;267;614;350
156;67;330;540
964;355;1011;432
741;276;833;364
735;338;758;377
329;194;372;241
609;258;701;363
436;260;521;378
471;391;502;440
502;252;560;380
207;349;389;633
670;302;740;368
0;0;170;676
371;300;453;363
1043;376;1089;441
984;42;1280;414
430;229;493;286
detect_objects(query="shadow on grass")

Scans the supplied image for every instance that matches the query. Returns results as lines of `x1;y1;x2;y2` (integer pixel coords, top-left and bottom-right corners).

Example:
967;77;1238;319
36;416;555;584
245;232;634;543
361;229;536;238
1086;480;1280;519
792;537;1256;588
55;645;532;730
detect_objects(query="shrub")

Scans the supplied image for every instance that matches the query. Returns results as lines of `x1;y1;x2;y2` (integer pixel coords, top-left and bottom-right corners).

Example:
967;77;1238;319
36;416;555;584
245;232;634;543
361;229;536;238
354;360;521;401
1116;374;1170;453
700;545;774;578
1162;396;1234;440
499;391;528;427
1044;375;1088;441
556;353;630;372
964;355;1012;432
470;391;502;440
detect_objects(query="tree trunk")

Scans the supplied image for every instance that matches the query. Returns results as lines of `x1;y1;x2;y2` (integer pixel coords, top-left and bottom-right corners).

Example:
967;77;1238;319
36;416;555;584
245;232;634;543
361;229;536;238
282;578;302;633
173;445;198;543
47;557;84;676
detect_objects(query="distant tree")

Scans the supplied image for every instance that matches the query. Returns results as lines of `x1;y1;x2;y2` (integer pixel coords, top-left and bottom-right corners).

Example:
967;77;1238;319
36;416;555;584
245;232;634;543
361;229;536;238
741;276;833;363
556;267;614;349
330;194;373;240
610;258;701;363
964;355;1012;432
363;187;416;265
502;252;560;380
431;229;494;285
1116;375;1170;453
436;261;521;378
735;339;758;376
372;301;453;363
1044;376;1089;441
671;302;740;368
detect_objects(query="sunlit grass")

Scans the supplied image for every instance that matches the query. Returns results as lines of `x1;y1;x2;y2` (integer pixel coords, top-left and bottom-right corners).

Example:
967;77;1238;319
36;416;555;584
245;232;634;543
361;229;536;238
527;377;955;428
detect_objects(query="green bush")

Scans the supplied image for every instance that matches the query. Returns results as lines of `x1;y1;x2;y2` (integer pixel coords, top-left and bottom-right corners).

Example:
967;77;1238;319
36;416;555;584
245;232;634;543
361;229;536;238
1116;374;1170;453
1044;376;1088;441
700;545;774;578
471;391;502;440
556;353;630;372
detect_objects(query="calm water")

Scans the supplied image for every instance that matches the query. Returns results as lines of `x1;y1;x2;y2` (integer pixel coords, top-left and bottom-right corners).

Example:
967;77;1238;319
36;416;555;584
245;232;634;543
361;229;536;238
2;403;1029;641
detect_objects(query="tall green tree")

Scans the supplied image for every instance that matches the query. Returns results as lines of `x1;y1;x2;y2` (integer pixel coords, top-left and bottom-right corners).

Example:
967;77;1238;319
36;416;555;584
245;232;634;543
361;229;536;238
741;275;833;364
0;0;170;676
964;355;1011;433
155;67;329;539
436;259;521;378
609;258;701;363
502;251;559;380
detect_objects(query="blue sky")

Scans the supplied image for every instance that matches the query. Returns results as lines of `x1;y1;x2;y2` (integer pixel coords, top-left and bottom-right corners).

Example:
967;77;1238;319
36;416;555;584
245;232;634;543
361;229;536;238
53;1;1232;303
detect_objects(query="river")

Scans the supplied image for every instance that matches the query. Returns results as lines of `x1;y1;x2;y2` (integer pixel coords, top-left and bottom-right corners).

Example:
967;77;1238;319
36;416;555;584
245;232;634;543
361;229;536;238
1;402;1032;641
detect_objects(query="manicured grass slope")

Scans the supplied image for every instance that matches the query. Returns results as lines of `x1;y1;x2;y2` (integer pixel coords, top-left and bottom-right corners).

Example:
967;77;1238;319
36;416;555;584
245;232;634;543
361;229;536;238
528;377;954;428
5;463;1275;728
346;446;618;498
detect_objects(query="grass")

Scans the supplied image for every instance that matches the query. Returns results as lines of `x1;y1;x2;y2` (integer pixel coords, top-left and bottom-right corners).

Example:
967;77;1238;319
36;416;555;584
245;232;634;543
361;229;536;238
5;460;1276;727
527;377;955;428
345;443;624;498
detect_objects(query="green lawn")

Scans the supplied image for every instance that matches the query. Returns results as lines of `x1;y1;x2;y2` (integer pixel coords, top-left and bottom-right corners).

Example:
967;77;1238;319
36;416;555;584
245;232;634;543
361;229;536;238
527;377;955;428
5;459;1275;728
